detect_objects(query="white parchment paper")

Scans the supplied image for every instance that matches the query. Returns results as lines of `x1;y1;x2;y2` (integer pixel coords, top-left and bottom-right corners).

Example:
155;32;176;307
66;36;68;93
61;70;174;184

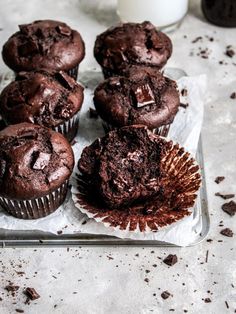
0;70;207;246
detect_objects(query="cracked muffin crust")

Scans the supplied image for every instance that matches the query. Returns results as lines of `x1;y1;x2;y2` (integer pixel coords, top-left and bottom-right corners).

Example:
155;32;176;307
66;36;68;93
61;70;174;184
0;123;74;200
94;21;172;78
0;70;84;128
93;67;180;130
2;20;85;78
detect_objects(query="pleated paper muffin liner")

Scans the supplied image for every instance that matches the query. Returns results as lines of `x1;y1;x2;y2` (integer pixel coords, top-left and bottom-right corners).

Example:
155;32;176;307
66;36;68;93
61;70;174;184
67;65;79;81
53;111;80;142
0;180;69;220
71;137;201;233
102;120;171;137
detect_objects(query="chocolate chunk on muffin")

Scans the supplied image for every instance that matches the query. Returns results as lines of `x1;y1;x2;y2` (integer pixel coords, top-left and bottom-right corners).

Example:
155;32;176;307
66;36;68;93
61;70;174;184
78;125;201;210
0;123;74;219
94;67;179;135
0;70;84;142
2;20;85;79
94;21;172;78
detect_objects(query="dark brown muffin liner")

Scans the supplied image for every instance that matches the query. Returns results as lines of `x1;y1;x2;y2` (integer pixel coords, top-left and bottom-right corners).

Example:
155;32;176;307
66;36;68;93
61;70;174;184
102;120;171;137
53;112;80;142
0;180;69;220
71;138;201;233
67;65;79;81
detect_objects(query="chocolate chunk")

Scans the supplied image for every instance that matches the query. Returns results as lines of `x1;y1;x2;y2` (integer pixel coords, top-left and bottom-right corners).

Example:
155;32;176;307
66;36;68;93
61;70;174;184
89;108;98;119
220;228;233;237
15;310;24;313
230;92;236;99
24;287;40;300
161;291;171;299
204;298;211;303
18;40;38;56
56;25;71;36
163;254;178;266
215;192;235;200
215;176;225;184
32;152;51;170
132;83;155;108
56;71;75;89
225;48;235;58
181;89;188;97
192;36;202;43
180;103;189;109
222;201;236;216
0;159;6;178
5;285;19;292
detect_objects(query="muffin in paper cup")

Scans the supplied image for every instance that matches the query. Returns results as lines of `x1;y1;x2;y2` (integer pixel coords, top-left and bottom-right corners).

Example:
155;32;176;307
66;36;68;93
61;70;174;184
71;125;201;232
0;71;83;143
93;67;180;137
0;123;74;220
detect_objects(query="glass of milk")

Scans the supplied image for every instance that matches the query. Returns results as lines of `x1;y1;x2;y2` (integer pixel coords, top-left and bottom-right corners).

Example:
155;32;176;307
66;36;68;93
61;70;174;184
117;0;189;32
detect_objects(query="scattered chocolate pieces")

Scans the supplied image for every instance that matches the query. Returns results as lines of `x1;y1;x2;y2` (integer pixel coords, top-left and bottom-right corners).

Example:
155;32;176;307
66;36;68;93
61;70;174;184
163;254;178;266
180;103;189;109
15;310;24;313
225;301;229;309
89;107;99;119
181;89;188;97
206;239;213;242
222;201;236;216
161;291;171;300
144;278;149;283
204;298;212;303
220;228;233;237
24;287;40;300
5;284;19;296
205;250;209;263
57;230;63;235
215;192;235;200
230;92;236;99
215;176;225;184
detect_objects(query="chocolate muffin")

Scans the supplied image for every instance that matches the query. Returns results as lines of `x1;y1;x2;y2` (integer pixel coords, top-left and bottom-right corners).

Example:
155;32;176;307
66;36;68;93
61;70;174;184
93;67;180;136
0;70;84;142
2;20;85;80
0;123;74;219
76;125;201;231
94;21;172;78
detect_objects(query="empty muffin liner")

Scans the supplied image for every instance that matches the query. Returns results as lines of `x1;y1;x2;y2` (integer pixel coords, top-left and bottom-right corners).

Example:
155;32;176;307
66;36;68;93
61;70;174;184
102;120;171;137
0;180;69;220
53;111;80;142
67;65;79;81
71;138;201;233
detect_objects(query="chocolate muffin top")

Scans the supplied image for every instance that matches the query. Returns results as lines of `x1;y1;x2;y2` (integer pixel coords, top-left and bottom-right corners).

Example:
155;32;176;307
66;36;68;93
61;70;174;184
2;20;85;72
93;67;179;129
0;71;84;127
94;21;172;77
79;125;173;209
0;123;74;200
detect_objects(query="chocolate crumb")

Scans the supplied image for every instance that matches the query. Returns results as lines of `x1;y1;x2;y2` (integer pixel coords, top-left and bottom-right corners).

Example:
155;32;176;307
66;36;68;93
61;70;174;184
89;108;99;119
192;36;202;43
225;301;229;309
204;298;211;303
15;310;24;313
215;192;235;200
225;48;235;58
222;201;236;216
215;176;225;184
152;264;157;268
220;228;233;237
145;270;150;273
82;220;87;225
230;92;236;99
70;139;77;146
24;287;40;300
180;103;189;109
5;285;19;296
163;254;178;266
206;239;213;242
144;278;149;283
205;250;209;263
57;230;63;235
161;291;171;299
181;89;188;97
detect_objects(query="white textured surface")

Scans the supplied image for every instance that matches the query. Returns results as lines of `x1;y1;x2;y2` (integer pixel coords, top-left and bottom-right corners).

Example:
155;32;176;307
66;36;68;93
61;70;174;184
0;0;236;313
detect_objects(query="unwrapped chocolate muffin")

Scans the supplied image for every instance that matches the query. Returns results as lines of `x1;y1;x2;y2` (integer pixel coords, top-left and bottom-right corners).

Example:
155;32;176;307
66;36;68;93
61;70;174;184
94;21;172;78
0;123;74;219
75;125;201;232
94;67;180;136
2;20;85;80
0;70;84;142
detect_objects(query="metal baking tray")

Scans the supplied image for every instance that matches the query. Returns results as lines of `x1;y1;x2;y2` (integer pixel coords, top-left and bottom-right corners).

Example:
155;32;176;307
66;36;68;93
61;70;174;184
0;68;210;247
0;137;209;248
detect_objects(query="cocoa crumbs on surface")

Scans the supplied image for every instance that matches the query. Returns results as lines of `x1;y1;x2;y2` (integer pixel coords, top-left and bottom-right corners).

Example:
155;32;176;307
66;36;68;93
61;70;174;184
163;254;178;266
230;92;236;99
215;192;235;200
222;201;236;216
161;291;172;300
24;287;40;300
215;176;225;184
225;47;235;58
15;310;24;313
220;228;233;237
204;298;212;303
